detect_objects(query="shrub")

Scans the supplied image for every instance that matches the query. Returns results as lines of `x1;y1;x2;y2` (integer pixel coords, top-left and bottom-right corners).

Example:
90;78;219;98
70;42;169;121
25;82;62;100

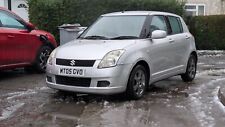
188;15;225;50
27;0;185;42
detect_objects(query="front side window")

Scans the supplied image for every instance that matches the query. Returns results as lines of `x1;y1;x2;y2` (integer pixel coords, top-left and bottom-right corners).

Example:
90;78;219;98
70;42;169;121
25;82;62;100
80;16;147;39
150;16;168;33
0;11;25;29
168;16;183;34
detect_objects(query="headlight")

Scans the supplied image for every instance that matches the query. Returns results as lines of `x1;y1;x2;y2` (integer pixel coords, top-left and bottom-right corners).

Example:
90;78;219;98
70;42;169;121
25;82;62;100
47;49;56;65
98;49;125;69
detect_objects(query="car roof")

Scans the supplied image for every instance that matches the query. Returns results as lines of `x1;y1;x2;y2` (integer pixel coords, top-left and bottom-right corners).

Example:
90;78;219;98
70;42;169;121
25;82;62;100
102;11;180;17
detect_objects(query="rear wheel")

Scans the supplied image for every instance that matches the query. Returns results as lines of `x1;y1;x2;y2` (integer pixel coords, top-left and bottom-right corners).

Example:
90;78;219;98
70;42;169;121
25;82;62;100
181;54;197;82
126;65;148;99
34;46;52;73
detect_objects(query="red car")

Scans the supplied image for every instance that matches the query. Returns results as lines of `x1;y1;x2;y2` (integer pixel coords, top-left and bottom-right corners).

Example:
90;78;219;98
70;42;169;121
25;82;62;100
0;7;57;73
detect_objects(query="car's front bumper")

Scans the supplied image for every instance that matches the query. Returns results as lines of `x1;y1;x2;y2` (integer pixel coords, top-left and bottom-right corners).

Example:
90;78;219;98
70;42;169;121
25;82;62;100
46;60;132;95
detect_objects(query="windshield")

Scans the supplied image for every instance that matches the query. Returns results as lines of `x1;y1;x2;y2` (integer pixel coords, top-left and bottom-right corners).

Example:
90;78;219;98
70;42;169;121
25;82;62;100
80;15;147;40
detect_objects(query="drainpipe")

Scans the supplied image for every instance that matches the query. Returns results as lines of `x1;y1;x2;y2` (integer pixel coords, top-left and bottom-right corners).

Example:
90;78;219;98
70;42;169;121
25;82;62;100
8;0;11;10
222;0;225;14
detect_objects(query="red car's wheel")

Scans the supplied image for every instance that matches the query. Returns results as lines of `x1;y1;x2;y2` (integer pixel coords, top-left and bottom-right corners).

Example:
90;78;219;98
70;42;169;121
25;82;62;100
34;46;52;73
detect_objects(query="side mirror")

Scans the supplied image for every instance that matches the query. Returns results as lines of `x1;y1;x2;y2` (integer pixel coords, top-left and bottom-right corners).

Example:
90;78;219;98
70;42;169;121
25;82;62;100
151;30;167;39
76;27;87;39
26;22;35;31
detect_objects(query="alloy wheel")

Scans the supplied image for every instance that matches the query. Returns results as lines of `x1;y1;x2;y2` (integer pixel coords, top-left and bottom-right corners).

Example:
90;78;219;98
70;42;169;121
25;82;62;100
187;57;196;79
133;70;146;97
39;49;51;70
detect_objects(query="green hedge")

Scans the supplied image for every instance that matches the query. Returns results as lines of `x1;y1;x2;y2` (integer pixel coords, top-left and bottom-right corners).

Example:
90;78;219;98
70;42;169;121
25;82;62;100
188;15;225;50
28;0;185;42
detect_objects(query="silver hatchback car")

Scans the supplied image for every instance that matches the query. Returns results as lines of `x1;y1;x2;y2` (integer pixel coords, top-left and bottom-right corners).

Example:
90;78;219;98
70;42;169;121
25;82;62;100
46;11;197;99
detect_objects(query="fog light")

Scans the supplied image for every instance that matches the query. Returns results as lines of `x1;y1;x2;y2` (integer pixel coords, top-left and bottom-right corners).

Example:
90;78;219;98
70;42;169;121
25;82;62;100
97;81;110;87
47;76;53;82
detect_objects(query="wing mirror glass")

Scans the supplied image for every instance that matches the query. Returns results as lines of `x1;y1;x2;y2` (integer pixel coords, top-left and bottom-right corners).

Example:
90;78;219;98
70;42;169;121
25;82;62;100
151;30;167;39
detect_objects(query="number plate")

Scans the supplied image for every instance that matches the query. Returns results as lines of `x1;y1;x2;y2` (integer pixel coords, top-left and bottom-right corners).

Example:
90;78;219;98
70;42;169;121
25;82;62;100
59;68;85;76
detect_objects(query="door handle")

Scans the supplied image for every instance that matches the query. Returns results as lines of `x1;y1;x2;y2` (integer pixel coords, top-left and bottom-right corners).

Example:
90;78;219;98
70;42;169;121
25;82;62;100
8;35;15;38
169;39;175;43
185;36;190;39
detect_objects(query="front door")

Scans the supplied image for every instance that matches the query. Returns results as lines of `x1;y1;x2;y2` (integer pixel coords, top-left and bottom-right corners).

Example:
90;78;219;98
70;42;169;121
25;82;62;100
0;10;29;66
147;15;176;79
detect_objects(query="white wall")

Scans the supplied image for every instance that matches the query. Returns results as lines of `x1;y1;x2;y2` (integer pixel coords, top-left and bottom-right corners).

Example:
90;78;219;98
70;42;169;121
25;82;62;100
0;0;5;7
12;0;29;21
4;0;8;8
186;0;225;15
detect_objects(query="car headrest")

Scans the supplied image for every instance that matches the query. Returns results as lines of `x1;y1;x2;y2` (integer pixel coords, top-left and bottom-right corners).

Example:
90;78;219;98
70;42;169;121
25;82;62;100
0;20;2;27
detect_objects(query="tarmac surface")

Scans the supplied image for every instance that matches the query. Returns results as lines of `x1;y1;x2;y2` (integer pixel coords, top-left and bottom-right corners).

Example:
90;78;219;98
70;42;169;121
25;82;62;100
0;50;225;127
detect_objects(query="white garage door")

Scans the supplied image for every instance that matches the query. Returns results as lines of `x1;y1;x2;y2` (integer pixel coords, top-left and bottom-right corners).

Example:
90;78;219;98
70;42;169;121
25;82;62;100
12;0;29;21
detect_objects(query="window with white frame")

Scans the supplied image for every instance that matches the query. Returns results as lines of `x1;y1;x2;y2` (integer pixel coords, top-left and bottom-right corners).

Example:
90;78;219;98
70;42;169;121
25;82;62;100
185;4;205;16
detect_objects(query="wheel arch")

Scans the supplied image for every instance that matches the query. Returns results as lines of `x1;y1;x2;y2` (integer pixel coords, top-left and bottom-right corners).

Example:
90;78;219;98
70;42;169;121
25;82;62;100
127;59;151;85
39;35;56;50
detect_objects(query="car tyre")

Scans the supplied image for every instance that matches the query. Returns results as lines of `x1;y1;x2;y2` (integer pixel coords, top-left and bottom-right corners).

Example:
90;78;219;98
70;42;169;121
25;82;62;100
181;54;197;82
126;65;148;100
34;46;52;73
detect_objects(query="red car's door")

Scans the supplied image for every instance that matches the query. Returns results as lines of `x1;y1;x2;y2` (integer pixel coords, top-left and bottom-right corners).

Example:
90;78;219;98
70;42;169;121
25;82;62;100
0;28;11;66
0;10;30;66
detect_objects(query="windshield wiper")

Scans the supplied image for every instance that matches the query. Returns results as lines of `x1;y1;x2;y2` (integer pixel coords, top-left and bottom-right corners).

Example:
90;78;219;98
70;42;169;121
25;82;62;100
83;35;109;40
111;36;139;40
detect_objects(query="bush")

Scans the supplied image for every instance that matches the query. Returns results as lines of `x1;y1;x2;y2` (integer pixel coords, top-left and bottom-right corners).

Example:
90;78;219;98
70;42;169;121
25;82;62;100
27;0;185;42
188;15;225;50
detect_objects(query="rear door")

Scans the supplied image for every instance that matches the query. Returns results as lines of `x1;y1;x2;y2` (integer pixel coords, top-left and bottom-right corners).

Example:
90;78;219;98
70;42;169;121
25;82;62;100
0;10;30;65
166;16;189;68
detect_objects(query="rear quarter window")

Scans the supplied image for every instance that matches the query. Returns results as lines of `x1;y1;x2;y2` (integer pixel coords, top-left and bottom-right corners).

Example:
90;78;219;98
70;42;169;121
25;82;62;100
168;16;183;34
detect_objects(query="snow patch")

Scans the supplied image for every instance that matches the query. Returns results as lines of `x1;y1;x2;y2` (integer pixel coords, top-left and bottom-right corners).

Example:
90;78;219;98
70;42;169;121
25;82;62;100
0;103;24;121
7;89;37;100
196;69;225;76
197;63;205;65
188;78;225;127
213;87;225;113
198;50;225;57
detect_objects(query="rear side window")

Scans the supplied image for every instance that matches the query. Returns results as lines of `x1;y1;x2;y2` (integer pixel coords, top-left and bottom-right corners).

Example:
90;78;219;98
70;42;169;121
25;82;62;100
168;16;183;34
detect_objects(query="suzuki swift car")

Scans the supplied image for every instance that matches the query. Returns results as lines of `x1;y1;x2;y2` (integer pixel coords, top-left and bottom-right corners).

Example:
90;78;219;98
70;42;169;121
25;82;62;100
46;11;197;99
0;7;57;72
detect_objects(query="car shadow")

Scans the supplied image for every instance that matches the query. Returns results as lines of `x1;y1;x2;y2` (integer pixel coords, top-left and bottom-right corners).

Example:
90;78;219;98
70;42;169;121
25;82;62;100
0;68;41;81
50;77;192;104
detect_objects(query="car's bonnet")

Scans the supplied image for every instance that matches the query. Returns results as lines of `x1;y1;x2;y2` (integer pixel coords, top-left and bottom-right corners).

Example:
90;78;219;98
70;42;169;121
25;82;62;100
55;39;136;60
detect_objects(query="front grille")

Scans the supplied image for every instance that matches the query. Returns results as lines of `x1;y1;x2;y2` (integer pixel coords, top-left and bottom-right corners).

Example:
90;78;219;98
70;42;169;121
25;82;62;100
56;58;95;67
55;75;91;87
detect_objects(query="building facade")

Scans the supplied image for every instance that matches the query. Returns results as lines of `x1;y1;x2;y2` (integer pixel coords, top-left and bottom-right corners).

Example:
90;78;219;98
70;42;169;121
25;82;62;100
184;0;225;16
0;0;29;21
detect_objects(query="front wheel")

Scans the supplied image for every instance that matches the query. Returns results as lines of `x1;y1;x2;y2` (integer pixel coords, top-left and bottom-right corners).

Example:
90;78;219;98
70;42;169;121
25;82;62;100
34;46;52;73
126;65;148;99
181;54;197;82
